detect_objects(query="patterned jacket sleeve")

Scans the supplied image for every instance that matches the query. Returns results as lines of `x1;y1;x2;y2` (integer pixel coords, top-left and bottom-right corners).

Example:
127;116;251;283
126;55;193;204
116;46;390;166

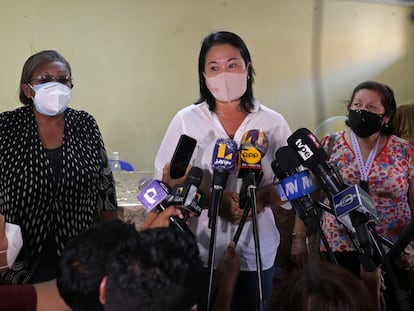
83;112;118;211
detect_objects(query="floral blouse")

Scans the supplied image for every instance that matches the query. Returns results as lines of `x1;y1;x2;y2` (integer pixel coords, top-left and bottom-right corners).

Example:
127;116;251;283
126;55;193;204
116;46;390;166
321;130;414;252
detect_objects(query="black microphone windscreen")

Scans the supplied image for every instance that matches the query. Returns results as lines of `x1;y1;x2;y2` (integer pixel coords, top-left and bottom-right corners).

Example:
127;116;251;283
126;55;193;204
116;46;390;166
185;167;203;188
275;146;302;174
287;128;328;169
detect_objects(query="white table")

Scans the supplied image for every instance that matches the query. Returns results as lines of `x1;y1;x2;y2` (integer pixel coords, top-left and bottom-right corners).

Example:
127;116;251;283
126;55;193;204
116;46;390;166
115;171;153;227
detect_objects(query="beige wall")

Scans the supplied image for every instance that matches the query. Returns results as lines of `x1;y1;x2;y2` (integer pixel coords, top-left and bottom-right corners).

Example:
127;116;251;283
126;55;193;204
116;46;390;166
0;0;413;170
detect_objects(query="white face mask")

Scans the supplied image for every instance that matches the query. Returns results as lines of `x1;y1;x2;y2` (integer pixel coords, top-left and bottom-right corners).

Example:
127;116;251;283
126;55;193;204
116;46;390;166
30;82;71;116
204;71;247;102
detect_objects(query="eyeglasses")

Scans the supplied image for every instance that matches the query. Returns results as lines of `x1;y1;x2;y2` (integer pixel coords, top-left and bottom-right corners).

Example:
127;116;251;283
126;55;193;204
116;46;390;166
30;73;72;85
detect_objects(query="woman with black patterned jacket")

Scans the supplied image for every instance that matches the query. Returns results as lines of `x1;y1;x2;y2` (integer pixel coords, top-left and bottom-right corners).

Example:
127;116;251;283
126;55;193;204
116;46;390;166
0;50;117;284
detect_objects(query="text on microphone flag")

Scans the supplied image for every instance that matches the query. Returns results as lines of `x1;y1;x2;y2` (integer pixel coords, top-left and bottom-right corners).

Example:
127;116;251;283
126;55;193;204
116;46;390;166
240;129;268;156
211;138;237;170
333;185;362;218
281;170;317;200
292;138;314;161
240;146;262;164
137;180;170;211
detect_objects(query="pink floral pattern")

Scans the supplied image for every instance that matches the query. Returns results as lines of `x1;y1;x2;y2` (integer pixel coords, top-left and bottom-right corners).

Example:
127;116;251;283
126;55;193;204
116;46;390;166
320;131;414;252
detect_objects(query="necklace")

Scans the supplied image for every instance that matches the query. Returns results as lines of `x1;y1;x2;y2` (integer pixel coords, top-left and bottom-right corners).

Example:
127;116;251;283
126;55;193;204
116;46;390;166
350;131;381;192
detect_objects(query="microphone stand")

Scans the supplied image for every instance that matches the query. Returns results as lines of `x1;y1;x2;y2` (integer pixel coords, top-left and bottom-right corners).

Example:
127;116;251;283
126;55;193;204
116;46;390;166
368;224;412;311
312;201;338;264
233;172;265;311
319;198;412;311
206;170;226;311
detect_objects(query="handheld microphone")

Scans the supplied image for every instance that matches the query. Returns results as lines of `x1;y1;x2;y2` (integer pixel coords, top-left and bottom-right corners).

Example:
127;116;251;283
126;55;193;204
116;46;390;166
273;146;319;229
170;167;205;217
137;178;194;236
137;178;171;213
287;128;377;271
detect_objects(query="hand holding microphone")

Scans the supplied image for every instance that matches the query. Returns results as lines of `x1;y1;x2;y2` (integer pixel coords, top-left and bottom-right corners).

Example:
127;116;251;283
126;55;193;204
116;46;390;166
137;177;193;235
140;206;186;230
137;166;204;236
169;166;205;219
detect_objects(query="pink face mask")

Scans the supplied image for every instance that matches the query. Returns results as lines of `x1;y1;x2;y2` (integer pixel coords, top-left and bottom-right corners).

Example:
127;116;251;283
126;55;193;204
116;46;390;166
204;71;247;102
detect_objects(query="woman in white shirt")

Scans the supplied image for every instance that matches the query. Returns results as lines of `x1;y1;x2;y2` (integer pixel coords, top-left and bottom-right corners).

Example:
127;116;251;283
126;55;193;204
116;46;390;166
152;31;307;311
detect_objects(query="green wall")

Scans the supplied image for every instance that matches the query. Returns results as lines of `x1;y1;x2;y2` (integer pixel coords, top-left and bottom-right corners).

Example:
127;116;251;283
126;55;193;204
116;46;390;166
0;0;413;170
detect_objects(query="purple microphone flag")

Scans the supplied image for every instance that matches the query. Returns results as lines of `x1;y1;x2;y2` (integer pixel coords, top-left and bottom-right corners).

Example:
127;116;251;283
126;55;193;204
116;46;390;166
211;138;238;171
137;179;170;212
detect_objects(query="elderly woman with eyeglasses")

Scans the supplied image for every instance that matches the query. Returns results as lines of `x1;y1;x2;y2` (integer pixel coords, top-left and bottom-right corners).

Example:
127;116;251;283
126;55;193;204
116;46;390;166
0;50;117;284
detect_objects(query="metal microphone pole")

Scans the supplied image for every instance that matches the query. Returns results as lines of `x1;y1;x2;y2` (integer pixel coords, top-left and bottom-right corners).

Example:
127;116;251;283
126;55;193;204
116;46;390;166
206;183;223;311
368;224;412;311
248;183;265;311
233;172;265;311
311;201;338;264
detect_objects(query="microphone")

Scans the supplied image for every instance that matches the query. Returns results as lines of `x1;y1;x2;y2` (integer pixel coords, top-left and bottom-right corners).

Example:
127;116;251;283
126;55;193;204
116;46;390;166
287;128;345;197
237;129;268;179
169;167;205;217
210;138;238;189
208;137;237;225
206;138;238;310
237;129;268;209
287;128;377;271
387;219;414;262
332;184;379;232
273;146;319;229
137;178;194;236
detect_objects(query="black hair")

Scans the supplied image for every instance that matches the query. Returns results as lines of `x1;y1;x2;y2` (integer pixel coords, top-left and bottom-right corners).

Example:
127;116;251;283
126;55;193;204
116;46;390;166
105;227;203;311
57;220;139;311
195;31;255;113
280;262;375;311
19;50;72;105
345;81;396;136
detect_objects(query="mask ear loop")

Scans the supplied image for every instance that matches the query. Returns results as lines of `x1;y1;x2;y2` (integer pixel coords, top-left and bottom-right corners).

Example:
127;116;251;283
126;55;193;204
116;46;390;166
27;84;36;102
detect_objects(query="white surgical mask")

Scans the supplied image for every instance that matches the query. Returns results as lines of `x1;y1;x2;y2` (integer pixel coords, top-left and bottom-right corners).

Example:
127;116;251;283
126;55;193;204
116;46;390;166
30;82;71;116
204;71;247;102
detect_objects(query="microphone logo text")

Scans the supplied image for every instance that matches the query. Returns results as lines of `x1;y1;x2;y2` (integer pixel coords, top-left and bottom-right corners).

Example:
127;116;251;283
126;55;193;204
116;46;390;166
294;139;314;161
240;146;261;164
281;171;316;200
